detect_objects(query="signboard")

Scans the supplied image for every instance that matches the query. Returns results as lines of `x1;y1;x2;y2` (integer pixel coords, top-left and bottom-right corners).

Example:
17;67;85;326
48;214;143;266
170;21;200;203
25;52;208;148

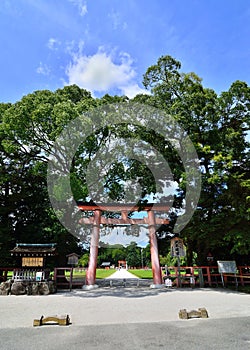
217;261;237;274
217;260;238;288
67;255;79;266
35;271;44;281
22;257;43;267
170;238;186;257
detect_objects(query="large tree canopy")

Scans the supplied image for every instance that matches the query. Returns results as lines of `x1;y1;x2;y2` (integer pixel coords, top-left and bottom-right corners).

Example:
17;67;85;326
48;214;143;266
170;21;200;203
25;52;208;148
142;55;250;264
0;56;249;267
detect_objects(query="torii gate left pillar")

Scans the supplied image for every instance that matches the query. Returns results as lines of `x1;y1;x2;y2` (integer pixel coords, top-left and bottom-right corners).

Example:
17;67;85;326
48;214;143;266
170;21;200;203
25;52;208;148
83;209;101;290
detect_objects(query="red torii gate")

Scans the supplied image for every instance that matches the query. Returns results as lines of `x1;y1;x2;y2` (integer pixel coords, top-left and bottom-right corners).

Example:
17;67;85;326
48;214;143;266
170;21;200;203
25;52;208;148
78;202;170;289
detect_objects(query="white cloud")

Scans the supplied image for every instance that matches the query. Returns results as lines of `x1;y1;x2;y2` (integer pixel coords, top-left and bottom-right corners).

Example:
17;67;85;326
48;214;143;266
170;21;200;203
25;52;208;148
69;0;87;16
65;39;85;57
47;38;61;50
108;10;127;31
121;84;150;99
66;50;134;91
36;62;50;76
66;48;149;98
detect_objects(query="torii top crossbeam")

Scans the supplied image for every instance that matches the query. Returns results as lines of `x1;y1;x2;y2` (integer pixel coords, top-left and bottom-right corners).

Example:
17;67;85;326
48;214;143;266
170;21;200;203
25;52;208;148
77;202;170;226
77;202;170;212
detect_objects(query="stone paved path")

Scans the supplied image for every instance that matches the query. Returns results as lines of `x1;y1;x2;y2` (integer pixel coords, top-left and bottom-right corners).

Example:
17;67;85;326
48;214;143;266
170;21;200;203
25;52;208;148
105;269;139;279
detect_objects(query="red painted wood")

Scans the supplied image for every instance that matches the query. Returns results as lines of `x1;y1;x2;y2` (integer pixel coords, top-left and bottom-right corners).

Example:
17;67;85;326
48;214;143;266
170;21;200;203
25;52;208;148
79;217;169;225
78;202;170;212
148;210;162;285
86;210;101;286
80;202;169;287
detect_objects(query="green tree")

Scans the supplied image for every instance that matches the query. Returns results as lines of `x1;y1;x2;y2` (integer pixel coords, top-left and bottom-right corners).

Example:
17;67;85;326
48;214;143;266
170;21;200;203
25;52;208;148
78;253;90;267
0;86;92;265
126;241;141;267
1;57;249;269
142;55;250;265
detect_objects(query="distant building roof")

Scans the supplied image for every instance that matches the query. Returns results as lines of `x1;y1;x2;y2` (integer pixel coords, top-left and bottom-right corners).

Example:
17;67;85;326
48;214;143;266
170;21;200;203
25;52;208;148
10;243;57;256
66;253;80;258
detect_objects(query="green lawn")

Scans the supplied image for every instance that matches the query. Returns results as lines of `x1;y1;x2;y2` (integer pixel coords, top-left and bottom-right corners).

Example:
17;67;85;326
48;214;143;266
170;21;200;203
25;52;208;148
96;269;116;279
59;268;153;279
63;268;114;279
54;269;85;280
70;269;86;279
66;268;152;279
72;268;152;279
128;269;153;279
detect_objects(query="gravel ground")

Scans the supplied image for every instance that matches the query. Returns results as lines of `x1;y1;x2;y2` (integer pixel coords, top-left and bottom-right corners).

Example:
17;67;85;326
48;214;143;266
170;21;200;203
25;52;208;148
0;287;249;349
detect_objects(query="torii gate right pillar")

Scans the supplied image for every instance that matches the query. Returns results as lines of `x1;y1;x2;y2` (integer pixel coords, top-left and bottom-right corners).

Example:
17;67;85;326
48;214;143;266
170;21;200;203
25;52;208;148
148;210;164;288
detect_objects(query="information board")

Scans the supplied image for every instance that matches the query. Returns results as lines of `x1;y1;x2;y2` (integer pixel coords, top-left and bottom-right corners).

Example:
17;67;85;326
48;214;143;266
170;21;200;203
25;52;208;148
217;260;237;274
170;238;186;257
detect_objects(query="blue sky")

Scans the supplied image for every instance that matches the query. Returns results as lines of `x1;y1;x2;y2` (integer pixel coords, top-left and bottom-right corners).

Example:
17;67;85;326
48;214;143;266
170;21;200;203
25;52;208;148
1;0;250;103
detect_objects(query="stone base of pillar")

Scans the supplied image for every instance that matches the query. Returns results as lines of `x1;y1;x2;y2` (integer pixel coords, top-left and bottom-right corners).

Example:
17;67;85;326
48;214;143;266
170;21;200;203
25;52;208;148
82;284;99;290
150;283;165;289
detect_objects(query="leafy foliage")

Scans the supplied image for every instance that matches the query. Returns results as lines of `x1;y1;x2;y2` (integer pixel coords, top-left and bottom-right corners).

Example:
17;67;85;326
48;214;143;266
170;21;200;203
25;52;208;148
0;57;249;268
142;55;250;264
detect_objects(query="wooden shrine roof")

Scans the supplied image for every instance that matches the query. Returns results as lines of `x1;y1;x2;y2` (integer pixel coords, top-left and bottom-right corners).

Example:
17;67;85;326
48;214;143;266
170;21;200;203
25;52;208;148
10;243;57;255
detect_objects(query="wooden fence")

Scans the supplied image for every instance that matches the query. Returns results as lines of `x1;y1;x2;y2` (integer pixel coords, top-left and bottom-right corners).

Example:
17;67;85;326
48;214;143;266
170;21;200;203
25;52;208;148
164;265;250;287
0;268;50;282
1;265;250;289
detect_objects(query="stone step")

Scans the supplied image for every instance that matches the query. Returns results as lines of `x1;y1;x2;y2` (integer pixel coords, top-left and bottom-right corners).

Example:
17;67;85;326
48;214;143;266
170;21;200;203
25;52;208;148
96;278;153;288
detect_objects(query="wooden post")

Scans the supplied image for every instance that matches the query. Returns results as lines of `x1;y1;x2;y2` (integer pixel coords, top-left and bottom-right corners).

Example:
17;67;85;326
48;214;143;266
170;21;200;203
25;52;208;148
207;266;212;287
177;255;181;287
69;268;73;291
148;210;163;287
85;209;101;287
239;266;244;287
